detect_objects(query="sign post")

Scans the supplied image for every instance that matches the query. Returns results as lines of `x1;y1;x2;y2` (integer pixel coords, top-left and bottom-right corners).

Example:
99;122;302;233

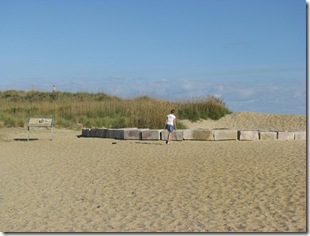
27;117;54;141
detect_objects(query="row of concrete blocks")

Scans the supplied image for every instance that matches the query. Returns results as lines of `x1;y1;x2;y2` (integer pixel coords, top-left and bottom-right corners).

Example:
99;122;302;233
81;128;306;141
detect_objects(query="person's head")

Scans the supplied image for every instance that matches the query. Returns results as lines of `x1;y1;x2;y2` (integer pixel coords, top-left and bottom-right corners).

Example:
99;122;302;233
171;109;175;114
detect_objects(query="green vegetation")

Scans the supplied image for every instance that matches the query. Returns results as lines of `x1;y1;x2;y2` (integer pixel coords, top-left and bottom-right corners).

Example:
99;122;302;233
0;90;231;130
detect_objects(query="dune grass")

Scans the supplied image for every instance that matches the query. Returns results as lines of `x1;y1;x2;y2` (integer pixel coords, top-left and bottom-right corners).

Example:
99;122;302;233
0;90;231;130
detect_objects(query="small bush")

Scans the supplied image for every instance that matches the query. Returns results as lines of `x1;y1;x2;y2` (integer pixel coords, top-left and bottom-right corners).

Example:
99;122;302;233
177;96;231;121
55;117;71;128
176;121;187;130
18;120;25;127
3;115;16;127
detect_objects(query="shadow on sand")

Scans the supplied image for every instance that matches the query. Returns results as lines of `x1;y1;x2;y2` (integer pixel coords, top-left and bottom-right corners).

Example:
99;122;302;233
14;138;40;141
135;141;163;146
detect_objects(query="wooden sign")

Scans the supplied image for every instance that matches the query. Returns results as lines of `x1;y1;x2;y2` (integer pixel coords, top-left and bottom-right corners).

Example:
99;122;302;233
28;118;53;127
27;117;54;141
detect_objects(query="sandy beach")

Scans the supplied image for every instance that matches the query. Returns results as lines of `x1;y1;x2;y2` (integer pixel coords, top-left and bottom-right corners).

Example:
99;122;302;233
0;112;306;232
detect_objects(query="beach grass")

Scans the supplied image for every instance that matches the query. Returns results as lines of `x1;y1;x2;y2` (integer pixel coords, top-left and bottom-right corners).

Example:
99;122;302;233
0;90;231;130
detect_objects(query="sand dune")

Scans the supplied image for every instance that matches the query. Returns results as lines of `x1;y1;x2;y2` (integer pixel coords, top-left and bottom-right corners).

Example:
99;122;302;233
0;112;306;232
181;112;306;131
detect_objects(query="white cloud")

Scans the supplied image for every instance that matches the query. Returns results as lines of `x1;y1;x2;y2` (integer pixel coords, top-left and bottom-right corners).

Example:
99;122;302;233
237;88;255;98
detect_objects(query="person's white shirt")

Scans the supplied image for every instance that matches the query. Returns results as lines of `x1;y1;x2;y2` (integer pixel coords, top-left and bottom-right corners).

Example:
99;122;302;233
166;114;176;126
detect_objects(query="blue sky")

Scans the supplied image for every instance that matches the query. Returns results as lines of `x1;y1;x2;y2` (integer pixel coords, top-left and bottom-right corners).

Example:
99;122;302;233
0;0;306;115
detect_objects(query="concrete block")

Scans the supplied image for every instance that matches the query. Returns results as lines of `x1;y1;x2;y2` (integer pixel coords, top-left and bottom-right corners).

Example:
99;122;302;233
113;129;124;139
98;128;108;138
238;130;259;141
294;131;306;140
161;130;183;141
182;129;213;140
114;128;148;140
106;129;118;139
90;128;99;137
278;131;295;140
82;128;91;137
122;129;144;140
259;131;277;140
141;130;161;140
85;128;107;138
114;128;136;139
105;128;138;139
213;129;237;141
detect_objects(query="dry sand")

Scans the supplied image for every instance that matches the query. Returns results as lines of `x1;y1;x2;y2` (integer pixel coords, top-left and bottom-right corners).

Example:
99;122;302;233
180;112;306;131
0;112;307;232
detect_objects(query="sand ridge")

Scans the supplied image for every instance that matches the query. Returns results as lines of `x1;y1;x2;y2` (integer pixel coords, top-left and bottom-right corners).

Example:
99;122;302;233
180;112;306;131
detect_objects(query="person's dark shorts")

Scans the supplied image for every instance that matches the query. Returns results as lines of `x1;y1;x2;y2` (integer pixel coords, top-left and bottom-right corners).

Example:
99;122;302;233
166;124;174;132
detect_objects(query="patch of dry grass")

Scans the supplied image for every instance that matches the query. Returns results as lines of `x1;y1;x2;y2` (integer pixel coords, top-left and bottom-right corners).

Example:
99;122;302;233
0;90;231;129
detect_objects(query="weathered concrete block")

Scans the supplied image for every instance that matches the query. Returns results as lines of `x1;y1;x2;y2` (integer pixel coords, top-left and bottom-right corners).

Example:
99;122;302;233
114;128;149;140
122;129;144;140
141;130;161;140
99;128;108;138
82;128;107;138
84;128;106;138
106;129;118;139
294;131;306;140
161;130;183;141
182;129;213;140
82;128;91;137
213;129;237;141
114;128;136;139
278;131;295;140
105;128;138;139
238;130;259;141
259;131;277;140
90;128;100;137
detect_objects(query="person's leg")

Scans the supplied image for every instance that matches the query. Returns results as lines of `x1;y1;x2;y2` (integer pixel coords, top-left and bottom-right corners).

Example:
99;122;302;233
166;125;173;144
167;132;171;144
166;128;170;144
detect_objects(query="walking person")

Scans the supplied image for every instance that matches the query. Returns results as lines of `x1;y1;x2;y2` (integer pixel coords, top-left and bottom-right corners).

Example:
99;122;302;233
164;109;176;144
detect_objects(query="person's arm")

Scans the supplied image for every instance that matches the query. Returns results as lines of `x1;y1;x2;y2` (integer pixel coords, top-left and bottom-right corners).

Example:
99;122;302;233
164;117;167;130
